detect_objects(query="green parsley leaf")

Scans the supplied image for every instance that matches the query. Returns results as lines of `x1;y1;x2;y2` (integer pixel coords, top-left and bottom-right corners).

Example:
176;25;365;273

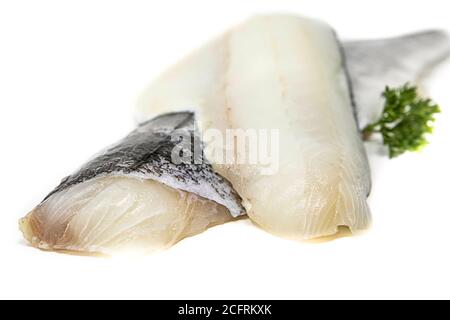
362;84;441;158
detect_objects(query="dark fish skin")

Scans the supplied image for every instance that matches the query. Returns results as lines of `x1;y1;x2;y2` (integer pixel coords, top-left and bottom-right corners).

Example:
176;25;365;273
43;111;245;217
38;31;450;221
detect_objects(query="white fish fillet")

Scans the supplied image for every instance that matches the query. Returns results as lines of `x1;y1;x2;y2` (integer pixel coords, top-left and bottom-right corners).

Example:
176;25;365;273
137;15;372;239
20;112;240;255
20;14;450;255
20;177;233;255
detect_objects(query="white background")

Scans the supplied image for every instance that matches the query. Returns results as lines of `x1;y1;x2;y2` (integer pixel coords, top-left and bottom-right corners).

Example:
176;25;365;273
1;0;450;300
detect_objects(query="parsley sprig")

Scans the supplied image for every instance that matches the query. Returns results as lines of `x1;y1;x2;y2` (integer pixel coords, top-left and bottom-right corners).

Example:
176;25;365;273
362;84;441;158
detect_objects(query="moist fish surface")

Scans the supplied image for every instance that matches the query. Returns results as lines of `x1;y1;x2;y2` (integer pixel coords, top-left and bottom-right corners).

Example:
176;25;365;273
137;15;450;240
20;112;243;255
21;14;450;255
137;15;373;239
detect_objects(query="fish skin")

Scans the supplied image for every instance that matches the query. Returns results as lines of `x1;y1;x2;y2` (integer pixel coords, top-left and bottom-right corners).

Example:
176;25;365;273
343;30;450;129
137;15;372;239
43;111;244;217
20;16;450;255
20;111;243;255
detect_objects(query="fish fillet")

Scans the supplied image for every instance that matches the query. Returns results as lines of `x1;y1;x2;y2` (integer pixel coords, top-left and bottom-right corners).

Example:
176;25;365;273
21;14;450;255
20;177;232;255
20;113;243;255
137;15;372;239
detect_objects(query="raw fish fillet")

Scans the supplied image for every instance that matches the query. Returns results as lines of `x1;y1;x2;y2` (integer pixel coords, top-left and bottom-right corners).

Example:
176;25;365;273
20;113;243;255
20;14;450;255
136;15;450;239
20;177;233;255
137;15;372;239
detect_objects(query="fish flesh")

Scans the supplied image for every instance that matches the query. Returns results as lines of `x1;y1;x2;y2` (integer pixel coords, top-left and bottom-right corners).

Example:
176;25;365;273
20;113;243;255
136;14;373;239
20;177;233;255
20;14;450;255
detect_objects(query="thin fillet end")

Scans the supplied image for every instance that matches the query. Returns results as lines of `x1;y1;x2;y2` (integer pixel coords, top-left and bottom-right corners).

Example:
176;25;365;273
344;30;450;128
411;30;450;82
353;29;450;84
19;177;234;256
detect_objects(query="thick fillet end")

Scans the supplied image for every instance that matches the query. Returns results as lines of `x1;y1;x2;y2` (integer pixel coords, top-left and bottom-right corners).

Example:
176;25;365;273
19;177;235;256
245;168;372;241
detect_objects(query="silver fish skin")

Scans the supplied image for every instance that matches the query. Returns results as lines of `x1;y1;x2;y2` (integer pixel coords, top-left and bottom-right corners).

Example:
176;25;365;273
20;112;243;255
44;111;244;217
344;30;450;129
137;15;372;240
20;16;450;255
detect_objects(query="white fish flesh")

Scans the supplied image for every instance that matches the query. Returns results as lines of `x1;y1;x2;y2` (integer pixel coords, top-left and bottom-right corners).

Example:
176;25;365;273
137;14;373;240
20;113;243;255
20;15;450;255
